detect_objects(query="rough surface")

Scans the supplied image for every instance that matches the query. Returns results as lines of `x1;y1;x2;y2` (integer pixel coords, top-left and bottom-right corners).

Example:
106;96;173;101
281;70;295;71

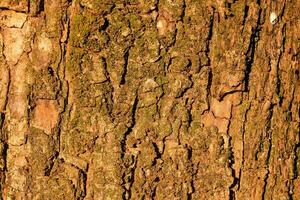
0;0;299;199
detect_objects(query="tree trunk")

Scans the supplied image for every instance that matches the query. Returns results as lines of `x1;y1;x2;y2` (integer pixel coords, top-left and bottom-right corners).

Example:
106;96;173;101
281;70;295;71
0;0;299;199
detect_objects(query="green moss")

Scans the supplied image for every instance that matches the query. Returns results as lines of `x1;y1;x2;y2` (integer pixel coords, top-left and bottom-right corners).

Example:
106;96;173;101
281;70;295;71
66;48;84;79
155;76;168;86
169;57;190;72
239;101;250;113
159;0;184;21
69;14;90;46
231;1;245;15
86;32;109;52
127;13;142;31
69;9;104;47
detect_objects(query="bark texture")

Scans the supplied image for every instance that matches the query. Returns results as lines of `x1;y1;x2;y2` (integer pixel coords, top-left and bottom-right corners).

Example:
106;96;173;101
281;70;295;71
0;0;299;199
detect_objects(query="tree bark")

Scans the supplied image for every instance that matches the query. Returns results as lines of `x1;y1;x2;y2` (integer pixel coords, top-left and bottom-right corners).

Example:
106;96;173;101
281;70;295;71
0;0;299;199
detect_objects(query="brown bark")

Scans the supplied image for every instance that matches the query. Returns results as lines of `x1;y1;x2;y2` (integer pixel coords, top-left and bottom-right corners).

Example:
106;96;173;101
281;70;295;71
0;0;299;199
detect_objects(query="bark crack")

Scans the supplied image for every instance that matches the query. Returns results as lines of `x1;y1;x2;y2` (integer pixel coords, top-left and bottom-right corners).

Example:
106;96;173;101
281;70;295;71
244;5;262;92
120;47;131;86
261;103;275;200
121;94;138;199
227;105;238;200
204;9;215;112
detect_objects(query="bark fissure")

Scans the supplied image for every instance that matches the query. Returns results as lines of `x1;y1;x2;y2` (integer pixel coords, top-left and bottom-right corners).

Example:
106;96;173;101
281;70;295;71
244;6;262;92
261;104;275;200
121;95;138;199
120;48;131;86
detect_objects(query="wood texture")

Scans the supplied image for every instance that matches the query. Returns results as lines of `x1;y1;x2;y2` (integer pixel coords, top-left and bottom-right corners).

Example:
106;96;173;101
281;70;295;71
0;0;299;199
